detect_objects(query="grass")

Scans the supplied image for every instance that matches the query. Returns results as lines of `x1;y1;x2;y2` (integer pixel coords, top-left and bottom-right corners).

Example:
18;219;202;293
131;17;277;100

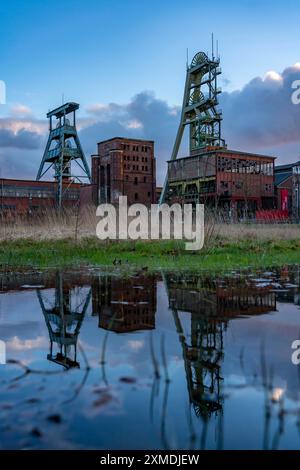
1;209;300;272
0;236;300;273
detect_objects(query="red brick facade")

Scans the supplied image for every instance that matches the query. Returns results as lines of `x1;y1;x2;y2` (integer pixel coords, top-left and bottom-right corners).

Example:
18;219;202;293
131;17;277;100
167;149;276;217
91;137;156;206
0;178;84;218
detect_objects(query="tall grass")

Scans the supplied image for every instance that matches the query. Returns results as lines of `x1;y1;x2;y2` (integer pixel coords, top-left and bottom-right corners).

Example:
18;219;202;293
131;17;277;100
0;206;300;271
1;206;299;242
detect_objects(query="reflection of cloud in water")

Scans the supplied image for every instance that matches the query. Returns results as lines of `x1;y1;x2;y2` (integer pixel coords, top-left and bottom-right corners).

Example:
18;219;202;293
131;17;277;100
127;340;144;352
1;267;300;449
271;387;286;403
7;335;47;351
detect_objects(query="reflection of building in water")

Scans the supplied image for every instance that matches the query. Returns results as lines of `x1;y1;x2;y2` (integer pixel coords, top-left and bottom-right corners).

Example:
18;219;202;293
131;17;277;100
92;274;157;333
276;266;300;305
168;275;276;318
37;272;91;369
165;274;277;420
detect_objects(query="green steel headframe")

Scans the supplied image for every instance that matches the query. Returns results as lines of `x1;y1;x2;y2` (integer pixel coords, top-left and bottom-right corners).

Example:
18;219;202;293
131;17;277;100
160;49;226;204
36;102;91;209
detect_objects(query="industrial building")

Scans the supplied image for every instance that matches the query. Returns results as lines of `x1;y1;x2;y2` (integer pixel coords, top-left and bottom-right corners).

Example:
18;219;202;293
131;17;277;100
160;49;279;220
275;161;300;219
91;137;156;206
167;149;275;218
0;178;83;219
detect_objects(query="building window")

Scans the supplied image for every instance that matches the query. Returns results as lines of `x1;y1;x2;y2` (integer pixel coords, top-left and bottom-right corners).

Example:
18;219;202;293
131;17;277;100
144;176;146;183
126;175;129;180
148;192;150;198
133;156;135;161
145;157;148;162
134;177;138;185
136;165;139;171
145;166;148;171
135;193;138;200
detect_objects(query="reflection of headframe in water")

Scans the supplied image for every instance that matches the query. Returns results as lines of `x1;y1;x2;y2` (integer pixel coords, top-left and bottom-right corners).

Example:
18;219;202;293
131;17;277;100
164;271;277;421
172;304;224;420
37;271;91;369
163;272;225;421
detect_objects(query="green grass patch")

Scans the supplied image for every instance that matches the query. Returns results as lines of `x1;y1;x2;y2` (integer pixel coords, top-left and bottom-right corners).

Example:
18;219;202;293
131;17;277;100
0;237;300;272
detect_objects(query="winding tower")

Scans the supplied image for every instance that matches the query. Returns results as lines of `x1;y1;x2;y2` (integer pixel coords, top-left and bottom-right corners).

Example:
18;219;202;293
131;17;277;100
36;102;91;209
160;49;226;203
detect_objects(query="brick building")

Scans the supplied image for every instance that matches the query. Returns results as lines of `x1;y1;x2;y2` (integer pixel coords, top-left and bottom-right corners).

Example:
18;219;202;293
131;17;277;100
91;137;156;206
275;161;300;219
166;149;275;219
0;178;84;219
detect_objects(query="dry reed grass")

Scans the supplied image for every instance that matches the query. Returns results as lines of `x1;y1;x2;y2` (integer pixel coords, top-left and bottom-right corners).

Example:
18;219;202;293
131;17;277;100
0;206;300;242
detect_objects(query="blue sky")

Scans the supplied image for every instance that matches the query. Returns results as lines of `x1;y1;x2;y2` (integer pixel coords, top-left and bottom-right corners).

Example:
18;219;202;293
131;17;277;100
0;0;300;182
1;0;300;114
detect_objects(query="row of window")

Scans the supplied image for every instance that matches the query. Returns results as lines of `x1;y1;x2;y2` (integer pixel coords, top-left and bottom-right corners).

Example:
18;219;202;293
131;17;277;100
124;164;149;171
133;192;151;201
220;181;273;192
122;144;150;152
123;155;148;162
0;187;79;200
217;157;273;176
125;176;148;184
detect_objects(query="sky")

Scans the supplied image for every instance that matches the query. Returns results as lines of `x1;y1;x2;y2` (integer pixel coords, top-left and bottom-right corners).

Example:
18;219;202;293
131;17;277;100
0;0;300;183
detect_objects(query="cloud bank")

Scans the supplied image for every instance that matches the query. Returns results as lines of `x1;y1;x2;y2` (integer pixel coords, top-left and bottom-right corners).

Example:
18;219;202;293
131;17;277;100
0;63;300;183
221;63;300;152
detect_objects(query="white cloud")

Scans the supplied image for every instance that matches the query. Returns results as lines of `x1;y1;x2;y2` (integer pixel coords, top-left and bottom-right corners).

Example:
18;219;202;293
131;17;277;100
10;104;33;117
0;118;46;135
264;71;282;83
86;103;110;114
124;119;143;129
